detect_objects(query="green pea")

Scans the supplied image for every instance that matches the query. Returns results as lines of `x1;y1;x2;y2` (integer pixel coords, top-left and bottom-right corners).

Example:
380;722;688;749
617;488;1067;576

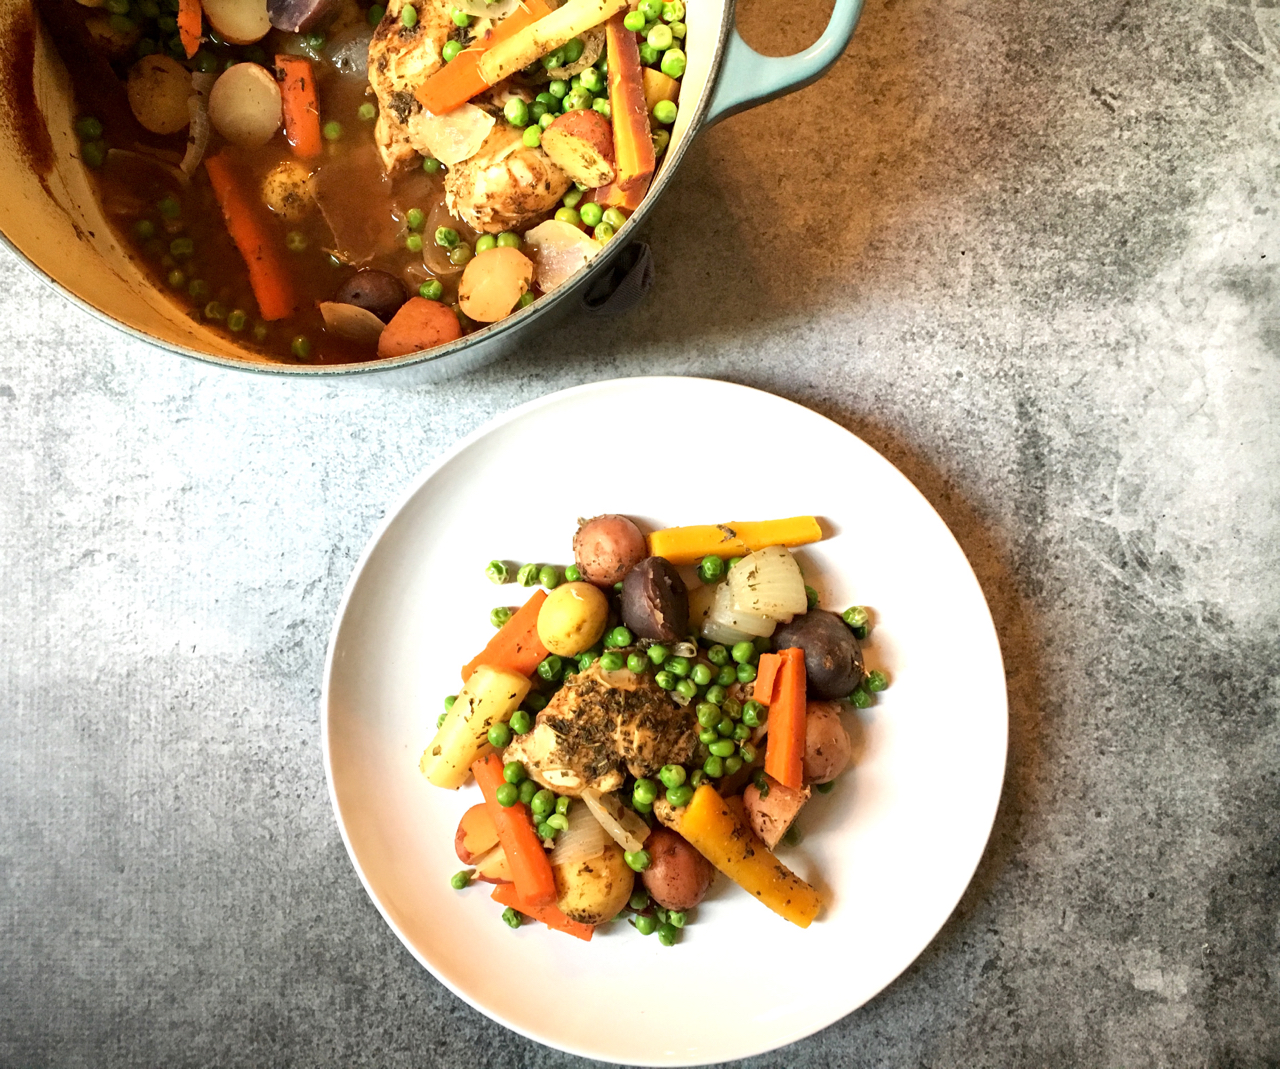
665;656;690;678
632;778;658;806
284;229;308;251
626;652;648;673
730;641;755;665
413;279;441;301
654;669;676;690
444;694;457;712
669;19;685;38
667;909;686;928
537;655;562;682
708;738;735;758
534;564;558;589
450;869;473;889
578;649;600;672
554;206;580;226
849;687;872;708
737;662;757;684
728;556;744;570
252;323;268;342
675;679;697;700
716;716;734;737
573;202;602;230
541;47;566;69
204;301;226;321
516;562;539;586
579;66;604;93
111;12;137;31
435;226;460;248
502;906;522;928
538;111;556;130
782;823;803;847
690;663;713;686
521;124;542;148
633;913;658;935
546;812;569;831
733;722;752;741
722;697;742;719
622;9;645;30
490;606;512;628
593;222;615;242
442;38;463;61
652;129;670;157
401;207;425;231
503;97;529;127
562;35;584;62
495;782;519;807
662;0;684;19
358;102;377;121
562;187;584;209
322;120;343;141
367;3;384;23
405;233;424;252
704;643;728;666
526;692;548;712
511;709;534;736
290;334;310;361
437;712;447;728
563;88;593;111
696;702;719;728
226;309;247;332
531;789;555;817
448;244;473;266
471;234;496;255
703;685;726;707
752;769;770;797
563;563;580;581
422;155;442;173
518;778;538;806
624;849;651;872
666;783;694;807
606;626;632;648
658;764;686;789
629;888;650;911
602;207;627;229
816;779;836;794
556;795;571;816
132;219;155;242
503;761;526;785
697;727;716;746
592;98;611;119
659;46;685;78
451;5;470;25
482;559;508;584
548;78;569;98
709;664;731;688
689;768;705;788
656;922;678;946
742;700;764;727
865;669;889;692
74;115;104;141
803;585;820;612
725;755;744;775
600;651;624;671
646;22;673;50
632;798;652;814
166;268;185;289
703;754;723;778
639;0;662;18
647;644;669;665
400;3;417;26
486;721;512;748
739;742;757;764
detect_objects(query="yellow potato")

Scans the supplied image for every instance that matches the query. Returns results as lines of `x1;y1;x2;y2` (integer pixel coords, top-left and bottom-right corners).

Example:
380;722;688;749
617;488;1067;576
126;55;191;135
261;159;316;221
537;581;608;656
552;842;634;925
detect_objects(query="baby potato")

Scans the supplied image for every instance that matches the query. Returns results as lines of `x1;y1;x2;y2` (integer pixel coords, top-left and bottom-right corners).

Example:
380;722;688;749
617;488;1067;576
803;701;854;784
537;581;609;656
126;55;191;135
573;514;648;587
261;159;317;221
640;826;715;910
553;841;634;925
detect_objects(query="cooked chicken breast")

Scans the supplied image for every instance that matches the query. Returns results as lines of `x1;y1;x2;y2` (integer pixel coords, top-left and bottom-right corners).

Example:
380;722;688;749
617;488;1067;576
444;125;572;233
504;663;699;796
367;0;450;170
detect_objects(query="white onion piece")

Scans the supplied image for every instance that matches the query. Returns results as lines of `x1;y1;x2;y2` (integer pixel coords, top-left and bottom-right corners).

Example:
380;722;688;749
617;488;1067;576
180;71;214;177
319;301;386;344
703;581;776;641
581;789;648;853
522;219;602;291
547;800;610;866
670;641;697;658
728;545;808;620
407;103;495;165
453;0;521;18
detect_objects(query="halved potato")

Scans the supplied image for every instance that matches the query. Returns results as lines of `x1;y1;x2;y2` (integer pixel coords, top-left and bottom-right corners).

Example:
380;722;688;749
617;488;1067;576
458;247;534;323
552;841;633;925
202;0;271;43
541;109;616;188
641;68;679;115
126;55;192;135
208;62;282;146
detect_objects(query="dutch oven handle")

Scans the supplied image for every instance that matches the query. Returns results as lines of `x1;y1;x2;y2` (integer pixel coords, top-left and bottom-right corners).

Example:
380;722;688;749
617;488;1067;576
703;0;865;126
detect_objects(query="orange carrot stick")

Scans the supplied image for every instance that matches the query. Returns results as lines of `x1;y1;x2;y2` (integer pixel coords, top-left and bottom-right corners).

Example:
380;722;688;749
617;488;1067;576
753;652;782;707
490;883;593;941
177;0;201;58
472;753;558;907
203;153;297;321
415;0;554;116
763;648;806;790
600;12;653;209
274;55;322;159
461;590;549;683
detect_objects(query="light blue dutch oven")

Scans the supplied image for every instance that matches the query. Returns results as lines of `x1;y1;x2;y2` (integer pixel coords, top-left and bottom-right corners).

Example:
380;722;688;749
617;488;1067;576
0;0;863;378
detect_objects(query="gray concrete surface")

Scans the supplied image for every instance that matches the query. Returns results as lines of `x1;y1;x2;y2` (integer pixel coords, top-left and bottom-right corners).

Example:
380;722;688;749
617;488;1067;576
3;0;1279;1065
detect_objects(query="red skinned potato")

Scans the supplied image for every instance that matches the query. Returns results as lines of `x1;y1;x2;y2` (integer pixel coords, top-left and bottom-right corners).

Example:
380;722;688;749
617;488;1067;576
541;109;617;188
454;802;500;864
573;514;647;587
377;297;464;358
640;826;714;910
743;773;810;849
803;701;854;784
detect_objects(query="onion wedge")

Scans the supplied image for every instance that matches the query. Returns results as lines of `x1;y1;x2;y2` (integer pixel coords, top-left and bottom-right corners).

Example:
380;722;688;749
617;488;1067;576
581;788;648;853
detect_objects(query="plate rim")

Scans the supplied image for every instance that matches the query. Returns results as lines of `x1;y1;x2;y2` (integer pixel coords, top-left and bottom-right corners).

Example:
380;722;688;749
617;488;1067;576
320;375;1009;1066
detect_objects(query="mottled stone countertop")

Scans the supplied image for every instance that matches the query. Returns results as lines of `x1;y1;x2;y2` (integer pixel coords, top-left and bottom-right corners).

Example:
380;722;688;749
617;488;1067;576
3;0;1278;1065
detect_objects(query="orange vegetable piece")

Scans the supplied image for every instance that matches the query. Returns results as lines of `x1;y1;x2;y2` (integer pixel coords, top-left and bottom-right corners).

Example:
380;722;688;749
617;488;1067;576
177;0;201;58
377;297;464;359
490;883;594;941
204;153;297;322
274;55;322;159
601;12;653;209
414;0;554;115
753;652;782;707
763;648;806;790
472;753;558;907
461;590;549;683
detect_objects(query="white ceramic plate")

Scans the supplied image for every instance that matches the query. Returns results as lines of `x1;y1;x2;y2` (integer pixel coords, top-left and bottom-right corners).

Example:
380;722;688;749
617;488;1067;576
322;377;1007;1066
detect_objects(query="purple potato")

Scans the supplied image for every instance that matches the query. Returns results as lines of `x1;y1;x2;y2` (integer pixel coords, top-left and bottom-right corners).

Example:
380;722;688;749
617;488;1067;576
334;269;408;323
268;0;345;35
620;557;688;642
772;610;865;700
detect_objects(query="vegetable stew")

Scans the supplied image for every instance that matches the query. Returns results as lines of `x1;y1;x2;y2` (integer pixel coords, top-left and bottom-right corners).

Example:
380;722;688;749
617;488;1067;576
36;0;687;363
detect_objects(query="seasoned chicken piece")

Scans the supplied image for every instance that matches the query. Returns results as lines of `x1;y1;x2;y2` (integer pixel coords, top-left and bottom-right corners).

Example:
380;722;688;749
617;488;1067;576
367;0;450;170
444;125;572;233
504;663;699;796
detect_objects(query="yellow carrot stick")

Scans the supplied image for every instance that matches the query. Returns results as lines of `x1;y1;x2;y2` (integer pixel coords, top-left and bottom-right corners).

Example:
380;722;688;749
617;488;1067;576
648;517;823;565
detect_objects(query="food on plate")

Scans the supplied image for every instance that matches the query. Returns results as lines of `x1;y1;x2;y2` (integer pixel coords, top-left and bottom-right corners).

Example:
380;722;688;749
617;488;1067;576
426;515;894;945
39;0;690;363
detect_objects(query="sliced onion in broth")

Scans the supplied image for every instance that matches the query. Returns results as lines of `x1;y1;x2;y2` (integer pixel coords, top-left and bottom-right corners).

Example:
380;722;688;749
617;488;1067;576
581;788;648;853
547;798;609;866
